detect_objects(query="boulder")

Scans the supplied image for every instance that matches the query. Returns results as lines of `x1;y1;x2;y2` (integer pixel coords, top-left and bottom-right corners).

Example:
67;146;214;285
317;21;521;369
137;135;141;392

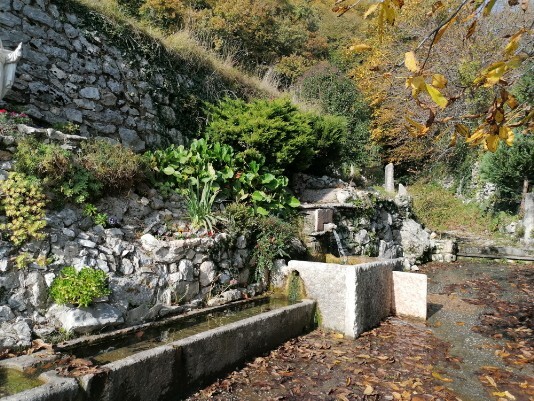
199;261;217;287
0;305;15;322
46;303;124;334
399;219;433;263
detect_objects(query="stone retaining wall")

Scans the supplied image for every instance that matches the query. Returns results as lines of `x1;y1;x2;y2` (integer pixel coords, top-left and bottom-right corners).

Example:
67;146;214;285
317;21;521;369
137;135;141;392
0;0;257;148
0;185;258;350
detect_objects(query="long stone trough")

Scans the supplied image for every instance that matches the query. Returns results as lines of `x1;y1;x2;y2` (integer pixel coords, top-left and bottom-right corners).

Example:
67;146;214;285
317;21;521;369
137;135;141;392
0;300;315;401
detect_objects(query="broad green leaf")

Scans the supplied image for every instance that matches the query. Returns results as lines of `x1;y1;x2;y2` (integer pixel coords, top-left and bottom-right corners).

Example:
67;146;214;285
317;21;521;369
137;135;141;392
261;173;276;184
426;84;448;108
256;206;269;216
251;190;266;202
288;196;300;208
162;167;175;175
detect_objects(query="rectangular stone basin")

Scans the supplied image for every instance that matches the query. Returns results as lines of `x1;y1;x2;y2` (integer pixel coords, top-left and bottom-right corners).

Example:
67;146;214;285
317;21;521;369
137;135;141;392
288;259;426;337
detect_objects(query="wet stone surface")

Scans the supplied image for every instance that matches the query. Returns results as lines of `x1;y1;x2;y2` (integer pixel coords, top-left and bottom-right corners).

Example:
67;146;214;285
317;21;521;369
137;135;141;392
186;261;533;401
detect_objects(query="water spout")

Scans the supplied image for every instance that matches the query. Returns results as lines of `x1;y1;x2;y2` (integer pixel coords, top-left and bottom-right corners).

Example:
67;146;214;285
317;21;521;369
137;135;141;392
332;229;348;264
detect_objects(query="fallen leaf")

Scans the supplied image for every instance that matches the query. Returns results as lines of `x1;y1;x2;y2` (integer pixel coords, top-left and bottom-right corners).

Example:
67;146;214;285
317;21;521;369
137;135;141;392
363;384;374;395
432;372;454;382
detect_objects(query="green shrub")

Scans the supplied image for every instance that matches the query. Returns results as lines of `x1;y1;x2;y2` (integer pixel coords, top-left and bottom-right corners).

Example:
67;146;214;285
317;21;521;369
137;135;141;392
204;97;347;175
0;109;30;136
221;204;299;283
52;121;80;135
296;65;377;170
15;138;142;204
59;165;103;205
83;203;109;227
410;181;490;233
222;202;256;238
15;138;72;186
189;0;321;71
49;266;110;307
252;216;297;282
0;173;47;246
480;133;534;212
146;138;300;216
79;140;145;192
139;0;186;30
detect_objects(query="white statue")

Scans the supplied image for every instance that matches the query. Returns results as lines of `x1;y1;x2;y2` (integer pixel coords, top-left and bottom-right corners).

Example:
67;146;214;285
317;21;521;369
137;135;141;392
0;41;22;100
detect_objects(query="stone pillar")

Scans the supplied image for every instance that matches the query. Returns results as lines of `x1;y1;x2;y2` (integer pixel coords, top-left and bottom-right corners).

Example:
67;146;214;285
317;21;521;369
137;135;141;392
384;163;395;193
523;193;534;244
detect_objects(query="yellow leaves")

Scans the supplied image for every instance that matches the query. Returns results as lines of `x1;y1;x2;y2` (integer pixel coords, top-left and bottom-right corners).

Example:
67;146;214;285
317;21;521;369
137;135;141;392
349;44;372;53
492;391;516;400
426;83;448;109
363;0;403;38
405;116;429;136
364;3;379;19
431;74;447;89
431;372;453;382
455;124;470;137
485;134;500;152
363;385;375;395
466;20;477;40
434;17;456;44
475;29;528;87
484;375;497;388
431;1;443;13
405;74;448;109
506;95;518;110
406;75;426;97
499;126;514;146
404;51;420;72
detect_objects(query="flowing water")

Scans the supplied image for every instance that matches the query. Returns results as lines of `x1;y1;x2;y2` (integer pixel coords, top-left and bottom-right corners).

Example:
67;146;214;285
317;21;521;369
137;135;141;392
0;368;42;398
58;296;296;365
332;230;348;264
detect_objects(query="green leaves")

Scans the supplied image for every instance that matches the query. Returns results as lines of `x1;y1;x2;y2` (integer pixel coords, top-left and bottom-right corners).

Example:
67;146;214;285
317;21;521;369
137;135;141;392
49;266;110;308
0;172;47;246
148;139;300;218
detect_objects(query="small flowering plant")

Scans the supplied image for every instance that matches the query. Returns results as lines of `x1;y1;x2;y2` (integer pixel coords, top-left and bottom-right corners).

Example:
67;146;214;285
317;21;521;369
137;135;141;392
0;108;31;136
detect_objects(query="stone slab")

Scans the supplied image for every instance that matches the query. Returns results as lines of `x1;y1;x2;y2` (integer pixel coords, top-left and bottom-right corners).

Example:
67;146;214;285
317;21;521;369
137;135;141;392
314;209;333;232
391;271;427;320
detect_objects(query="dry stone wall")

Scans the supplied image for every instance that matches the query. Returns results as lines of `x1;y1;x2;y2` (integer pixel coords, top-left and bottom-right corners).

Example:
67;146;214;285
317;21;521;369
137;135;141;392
0;0;255;149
